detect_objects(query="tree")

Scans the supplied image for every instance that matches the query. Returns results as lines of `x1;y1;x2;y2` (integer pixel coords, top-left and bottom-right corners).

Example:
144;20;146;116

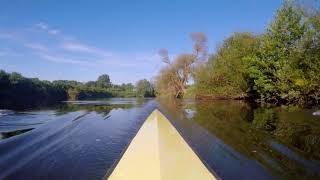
247;0;318;103
52;80;82;90
85;81;96;87
96;74;112;88
289;7;320;103
136;79;154;97
156;32;208;98
0;70;68;109
194;32;261;98
0;70;10;87
121;83;134;90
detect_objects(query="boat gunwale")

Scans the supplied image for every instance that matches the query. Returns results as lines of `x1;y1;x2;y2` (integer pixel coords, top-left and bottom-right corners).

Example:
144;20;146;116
155;107;221;180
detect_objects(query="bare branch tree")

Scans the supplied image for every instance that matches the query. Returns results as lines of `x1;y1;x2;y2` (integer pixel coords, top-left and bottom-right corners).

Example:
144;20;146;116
190;32;208;59
155;33;208;98
158;48;170;64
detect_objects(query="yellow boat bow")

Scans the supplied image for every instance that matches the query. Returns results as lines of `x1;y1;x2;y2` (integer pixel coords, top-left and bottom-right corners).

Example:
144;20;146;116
107;109;216;180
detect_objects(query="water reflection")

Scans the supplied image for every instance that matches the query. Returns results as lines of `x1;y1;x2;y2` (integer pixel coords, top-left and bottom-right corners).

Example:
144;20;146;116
0;98;319;179
0;99;140;140
0;98;156;180
56;101;134;119
158;99;320;179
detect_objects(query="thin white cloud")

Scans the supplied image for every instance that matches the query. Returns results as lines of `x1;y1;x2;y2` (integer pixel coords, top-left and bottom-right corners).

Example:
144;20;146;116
2;23;160;66
1;22;162;79
0;32;20;41
48;29;60;35
35;22;48;30
34;22;60;35
38;53;97;67
38;52;155;69
24;43;49;52
62;42;99;53
61;41;113;57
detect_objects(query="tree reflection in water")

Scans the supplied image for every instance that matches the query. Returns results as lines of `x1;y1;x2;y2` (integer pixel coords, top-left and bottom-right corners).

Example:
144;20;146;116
0;100;137;140
158;98;320;179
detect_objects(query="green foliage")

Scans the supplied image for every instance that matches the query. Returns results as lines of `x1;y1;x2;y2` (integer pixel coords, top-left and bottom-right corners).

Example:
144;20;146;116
193;1;320;105
136;79;155;97
67;86;112;100
194;32;260;97
66;78;152;99
102;84;136;97
0;71;67;109
184;85;196;98
52;80;82;90
96;74;112;88
247;1;320;104
0;70;154;109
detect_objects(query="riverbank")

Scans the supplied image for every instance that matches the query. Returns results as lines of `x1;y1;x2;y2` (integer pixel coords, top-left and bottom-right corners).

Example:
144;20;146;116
0;70;155;110
154;2;320;105
193;91;320;106
195;94;245;101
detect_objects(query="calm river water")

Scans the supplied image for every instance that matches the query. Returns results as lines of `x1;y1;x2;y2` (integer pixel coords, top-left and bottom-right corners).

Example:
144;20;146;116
0;98;319;179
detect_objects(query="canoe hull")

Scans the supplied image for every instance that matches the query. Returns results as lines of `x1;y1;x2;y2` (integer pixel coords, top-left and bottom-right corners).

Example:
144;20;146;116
107;109;216;180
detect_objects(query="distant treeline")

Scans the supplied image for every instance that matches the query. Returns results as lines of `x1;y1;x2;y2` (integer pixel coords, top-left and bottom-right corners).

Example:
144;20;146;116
155;1;320;105
0;70;154;109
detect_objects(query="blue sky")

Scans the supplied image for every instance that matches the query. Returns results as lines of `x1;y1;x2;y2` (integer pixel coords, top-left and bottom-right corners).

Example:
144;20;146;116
0;0;283;84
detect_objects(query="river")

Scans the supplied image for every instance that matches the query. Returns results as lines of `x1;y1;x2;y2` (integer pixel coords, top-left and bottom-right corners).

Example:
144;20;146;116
0;98;319;179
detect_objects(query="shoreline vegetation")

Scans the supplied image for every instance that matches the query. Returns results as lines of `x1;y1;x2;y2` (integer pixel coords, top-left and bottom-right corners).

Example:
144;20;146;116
154;1;320;106
0;70;154;109
1;1;319;109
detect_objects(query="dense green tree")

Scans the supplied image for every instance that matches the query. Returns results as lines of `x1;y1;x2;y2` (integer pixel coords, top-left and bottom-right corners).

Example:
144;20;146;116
191;0;319;104
0;70;10;87
194;32;261;98
52;80;82;90
84;81;95;87
247;1;320;104
0;70;147;109
291;10;320;103
0;70;67;109
136;79;154;97
121;83;134;90
96;74;112;88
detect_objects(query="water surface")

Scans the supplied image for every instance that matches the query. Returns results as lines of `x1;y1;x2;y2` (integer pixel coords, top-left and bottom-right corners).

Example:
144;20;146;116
0;98;156;179
158;99;320;180
0;98;319;179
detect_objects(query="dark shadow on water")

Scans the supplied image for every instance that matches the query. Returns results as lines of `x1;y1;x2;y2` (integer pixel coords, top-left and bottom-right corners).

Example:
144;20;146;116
158;98;320;180
0;128;34;140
